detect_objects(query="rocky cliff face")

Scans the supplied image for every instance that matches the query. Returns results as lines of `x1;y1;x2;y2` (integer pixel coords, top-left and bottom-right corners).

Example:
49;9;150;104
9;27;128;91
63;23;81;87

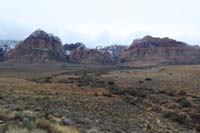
8;29;63;63
67;44;113;65
119;36;200;66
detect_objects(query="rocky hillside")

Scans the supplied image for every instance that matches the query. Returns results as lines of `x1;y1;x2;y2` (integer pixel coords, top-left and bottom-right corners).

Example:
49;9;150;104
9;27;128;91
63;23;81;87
62;43;113;65
119;36;200;66
68;46;113;65
7;29;63;63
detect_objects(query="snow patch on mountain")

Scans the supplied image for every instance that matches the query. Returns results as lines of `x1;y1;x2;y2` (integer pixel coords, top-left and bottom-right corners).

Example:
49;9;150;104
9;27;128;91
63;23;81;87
0;40;19;52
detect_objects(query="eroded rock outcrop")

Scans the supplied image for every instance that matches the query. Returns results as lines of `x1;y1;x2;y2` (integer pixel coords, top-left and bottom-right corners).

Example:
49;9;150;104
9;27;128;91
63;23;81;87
118;36;200;66
7;29;63;63
69;46;113;65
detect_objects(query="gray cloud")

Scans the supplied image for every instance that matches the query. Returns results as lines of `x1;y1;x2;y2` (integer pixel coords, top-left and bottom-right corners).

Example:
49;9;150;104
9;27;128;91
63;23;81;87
0;0;199;46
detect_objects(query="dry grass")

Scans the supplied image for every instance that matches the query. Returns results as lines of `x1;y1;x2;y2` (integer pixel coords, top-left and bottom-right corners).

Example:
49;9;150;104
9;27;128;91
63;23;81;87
53;124;79;133
0;63;200;132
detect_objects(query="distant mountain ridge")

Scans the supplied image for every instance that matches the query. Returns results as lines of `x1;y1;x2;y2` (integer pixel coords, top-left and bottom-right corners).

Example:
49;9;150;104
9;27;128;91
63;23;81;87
2;29;200;66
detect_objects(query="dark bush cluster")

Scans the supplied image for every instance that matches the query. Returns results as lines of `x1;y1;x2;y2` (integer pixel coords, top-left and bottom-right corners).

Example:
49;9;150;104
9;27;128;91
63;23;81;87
163;111;187;124
109;87;126;96
177;97;192;108
145;78;152;81
108;81;115;86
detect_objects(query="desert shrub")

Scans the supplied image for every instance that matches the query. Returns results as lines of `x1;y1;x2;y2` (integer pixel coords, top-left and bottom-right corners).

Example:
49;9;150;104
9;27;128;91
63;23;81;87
126;87;147;98
5;125;47;133
16;102;25;112
31;129;47;133
123;96;141;105
82;70;87;77
0;110;7;121
178;90;187;96
158;90;167;94
36;118;78;133
53;124;79;133
35;118;53;133
177;97;192;108
77;77;90;87
5;126;29;133
107;81;114;86
190;113;200;123
4;125;41;133
38;97;51;118
138;81;144;84
90;80;105;88
196;125;200;132
151;105;161;112
166;91;176;97
23;117;34;130
94;70;108;76
43;77;52;83
121;112;131;131
110;87;126;96
163;111;187;124
14;111;23;120
145;78;152;81
102;92;112;97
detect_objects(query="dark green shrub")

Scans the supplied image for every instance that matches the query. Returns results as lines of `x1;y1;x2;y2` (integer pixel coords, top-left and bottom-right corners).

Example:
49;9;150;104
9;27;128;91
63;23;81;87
163;111;187;124
196;125;200;132
145;78;152;81
177;97;192;108
126;87;147;98
38;97;51;118
190;113;200;123
108;81;114;86
138;81;144;84
178;90;187;96
110;87;126;96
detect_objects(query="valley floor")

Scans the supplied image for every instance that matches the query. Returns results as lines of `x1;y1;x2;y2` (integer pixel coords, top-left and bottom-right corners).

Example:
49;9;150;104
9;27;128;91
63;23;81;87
0;63;200;132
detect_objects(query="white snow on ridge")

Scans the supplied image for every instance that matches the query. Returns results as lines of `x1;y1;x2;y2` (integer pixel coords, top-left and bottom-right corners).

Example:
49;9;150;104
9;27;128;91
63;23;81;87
0;40;19;52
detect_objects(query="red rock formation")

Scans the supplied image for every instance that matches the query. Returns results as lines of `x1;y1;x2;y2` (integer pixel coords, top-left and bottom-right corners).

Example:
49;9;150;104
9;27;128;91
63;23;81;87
7;29;63;63
69;46;113;65
119;36;200;66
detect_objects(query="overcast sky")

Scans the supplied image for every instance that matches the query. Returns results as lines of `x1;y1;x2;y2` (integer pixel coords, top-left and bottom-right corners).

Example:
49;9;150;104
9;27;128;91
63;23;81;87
0;0;199;47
